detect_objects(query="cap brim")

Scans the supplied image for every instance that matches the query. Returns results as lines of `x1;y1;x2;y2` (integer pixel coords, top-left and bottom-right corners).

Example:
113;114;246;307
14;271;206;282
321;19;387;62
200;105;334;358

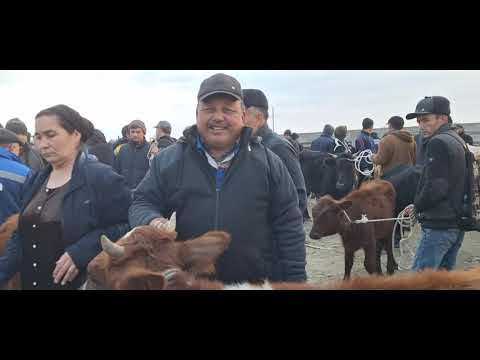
198;90;242;102
405;112;432;120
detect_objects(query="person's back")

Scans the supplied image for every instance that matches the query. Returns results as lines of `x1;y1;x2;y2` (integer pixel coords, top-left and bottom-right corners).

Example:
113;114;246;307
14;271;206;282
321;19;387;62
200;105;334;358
0;129;31;225
311;124;335;153
114;120;150;189
86;129;115;166
372;116;416;175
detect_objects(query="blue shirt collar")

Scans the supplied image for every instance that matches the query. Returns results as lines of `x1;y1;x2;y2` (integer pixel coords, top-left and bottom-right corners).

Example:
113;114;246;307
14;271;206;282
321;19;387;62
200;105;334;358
196;135;240;159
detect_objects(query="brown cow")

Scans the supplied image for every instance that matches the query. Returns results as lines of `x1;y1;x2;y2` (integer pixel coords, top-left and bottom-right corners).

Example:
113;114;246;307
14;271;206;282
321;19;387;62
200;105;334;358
309;180;398;279
87;223;480;290
0;214;21;290
86;225;232;290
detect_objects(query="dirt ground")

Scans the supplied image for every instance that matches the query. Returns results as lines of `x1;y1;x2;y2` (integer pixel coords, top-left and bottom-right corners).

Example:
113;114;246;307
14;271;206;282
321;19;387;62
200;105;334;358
304;198;480;283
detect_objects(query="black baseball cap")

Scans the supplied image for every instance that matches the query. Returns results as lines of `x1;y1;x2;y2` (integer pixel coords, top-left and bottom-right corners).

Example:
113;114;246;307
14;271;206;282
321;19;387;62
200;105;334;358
243;89;269;110
406;96;451;120
0;128;22;145
197;73;243;102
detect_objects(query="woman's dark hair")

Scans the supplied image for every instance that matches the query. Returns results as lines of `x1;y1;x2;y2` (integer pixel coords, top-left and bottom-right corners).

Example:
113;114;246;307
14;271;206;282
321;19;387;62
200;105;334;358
291;132;299;140
35;104;94;143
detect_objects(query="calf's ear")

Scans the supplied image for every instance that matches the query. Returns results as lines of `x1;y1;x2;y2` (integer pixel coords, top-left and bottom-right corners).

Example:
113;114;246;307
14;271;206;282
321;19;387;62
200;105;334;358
178;231;231;275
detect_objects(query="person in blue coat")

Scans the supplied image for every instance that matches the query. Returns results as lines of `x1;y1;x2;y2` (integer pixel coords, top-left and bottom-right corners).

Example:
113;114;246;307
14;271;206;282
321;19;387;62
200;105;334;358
0;105;132;290
311;124;335;153
0;128;32;226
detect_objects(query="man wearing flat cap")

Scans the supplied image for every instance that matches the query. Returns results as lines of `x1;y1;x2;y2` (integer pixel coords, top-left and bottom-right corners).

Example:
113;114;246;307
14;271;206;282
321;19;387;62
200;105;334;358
0;128;32;226
130;73;307;284
114;119;150;190
147;120;177;162
243;88;307;221
407;96;467;272
6;118;45;173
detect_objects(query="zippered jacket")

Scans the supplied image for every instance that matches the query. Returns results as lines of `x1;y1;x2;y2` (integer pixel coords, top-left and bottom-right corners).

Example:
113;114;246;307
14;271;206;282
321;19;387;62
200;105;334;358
129;125;306;284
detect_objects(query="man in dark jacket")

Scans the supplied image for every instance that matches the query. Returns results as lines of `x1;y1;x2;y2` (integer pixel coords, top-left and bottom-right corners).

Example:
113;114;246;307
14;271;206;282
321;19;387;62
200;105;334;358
355;118;376;153
333;125;354;154
311;124;335;153
5;118;45;173
243;88;307;219
86;128;115;166
114;120;150;190
406;96;467;271
355;118;377;185
0;128;32;226
129;73;306;284
148;120;177;161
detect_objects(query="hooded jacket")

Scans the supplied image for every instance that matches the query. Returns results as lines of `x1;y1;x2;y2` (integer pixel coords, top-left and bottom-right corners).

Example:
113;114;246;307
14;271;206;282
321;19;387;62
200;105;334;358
373;129;416;175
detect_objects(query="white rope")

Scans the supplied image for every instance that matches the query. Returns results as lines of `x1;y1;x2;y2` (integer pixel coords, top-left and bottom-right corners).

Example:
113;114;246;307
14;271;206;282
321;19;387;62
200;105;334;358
391;204;418;270
342;204;419;270
353;149;375;177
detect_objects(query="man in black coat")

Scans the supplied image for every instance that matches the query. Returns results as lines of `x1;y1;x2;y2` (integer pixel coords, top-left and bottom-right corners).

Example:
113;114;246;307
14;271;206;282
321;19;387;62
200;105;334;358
114;120;150;190
406;96;467;272
86;129;115;166
129;73;306;284
243;88;307;219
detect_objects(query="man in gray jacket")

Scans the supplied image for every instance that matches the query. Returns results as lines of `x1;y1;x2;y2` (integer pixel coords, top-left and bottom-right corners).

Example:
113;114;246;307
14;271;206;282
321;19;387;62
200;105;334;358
243;88;307;219
129;73;306;284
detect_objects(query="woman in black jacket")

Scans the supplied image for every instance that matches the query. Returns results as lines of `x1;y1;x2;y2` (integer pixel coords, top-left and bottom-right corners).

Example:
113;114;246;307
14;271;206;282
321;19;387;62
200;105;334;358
0;105;132;290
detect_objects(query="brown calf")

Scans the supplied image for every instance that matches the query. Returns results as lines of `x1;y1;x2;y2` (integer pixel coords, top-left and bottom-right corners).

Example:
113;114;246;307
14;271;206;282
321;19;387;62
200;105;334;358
86;225;231;290
309;180;398;279
87;221;480;290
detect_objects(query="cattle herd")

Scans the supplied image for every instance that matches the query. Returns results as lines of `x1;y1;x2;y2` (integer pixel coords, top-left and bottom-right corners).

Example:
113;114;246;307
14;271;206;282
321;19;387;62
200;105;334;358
2;149;480;290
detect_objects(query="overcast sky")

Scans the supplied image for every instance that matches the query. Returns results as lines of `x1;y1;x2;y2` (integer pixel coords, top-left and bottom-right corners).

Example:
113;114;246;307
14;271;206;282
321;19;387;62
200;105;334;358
0;70;478;141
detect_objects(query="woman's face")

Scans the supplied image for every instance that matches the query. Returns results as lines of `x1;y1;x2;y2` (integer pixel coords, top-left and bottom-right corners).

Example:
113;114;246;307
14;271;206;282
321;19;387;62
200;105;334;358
34;115;81;166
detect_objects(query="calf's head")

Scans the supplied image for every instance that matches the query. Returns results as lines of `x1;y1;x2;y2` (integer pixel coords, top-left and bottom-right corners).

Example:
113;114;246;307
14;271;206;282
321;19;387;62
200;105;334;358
87;223;231;290
309;195;353;240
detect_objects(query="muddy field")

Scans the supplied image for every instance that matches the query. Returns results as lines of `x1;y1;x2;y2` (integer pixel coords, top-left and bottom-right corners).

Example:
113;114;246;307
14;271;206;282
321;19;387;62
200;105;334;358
304;199;480;283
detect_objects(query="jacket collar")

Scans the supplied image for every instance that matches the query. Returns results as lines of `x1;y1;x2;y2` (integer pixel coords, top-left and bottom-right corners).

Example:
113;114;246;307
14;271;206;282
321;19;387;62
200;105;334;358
181;125;254;152
256;124;272;140
431;123;454;138
30;151;88;199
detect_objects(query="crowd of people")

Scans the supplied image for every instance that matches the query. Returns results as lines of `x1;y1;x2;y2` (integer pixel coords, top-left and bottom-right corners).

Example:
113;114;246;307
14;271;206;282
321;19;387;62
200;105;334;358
0;72;476;290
